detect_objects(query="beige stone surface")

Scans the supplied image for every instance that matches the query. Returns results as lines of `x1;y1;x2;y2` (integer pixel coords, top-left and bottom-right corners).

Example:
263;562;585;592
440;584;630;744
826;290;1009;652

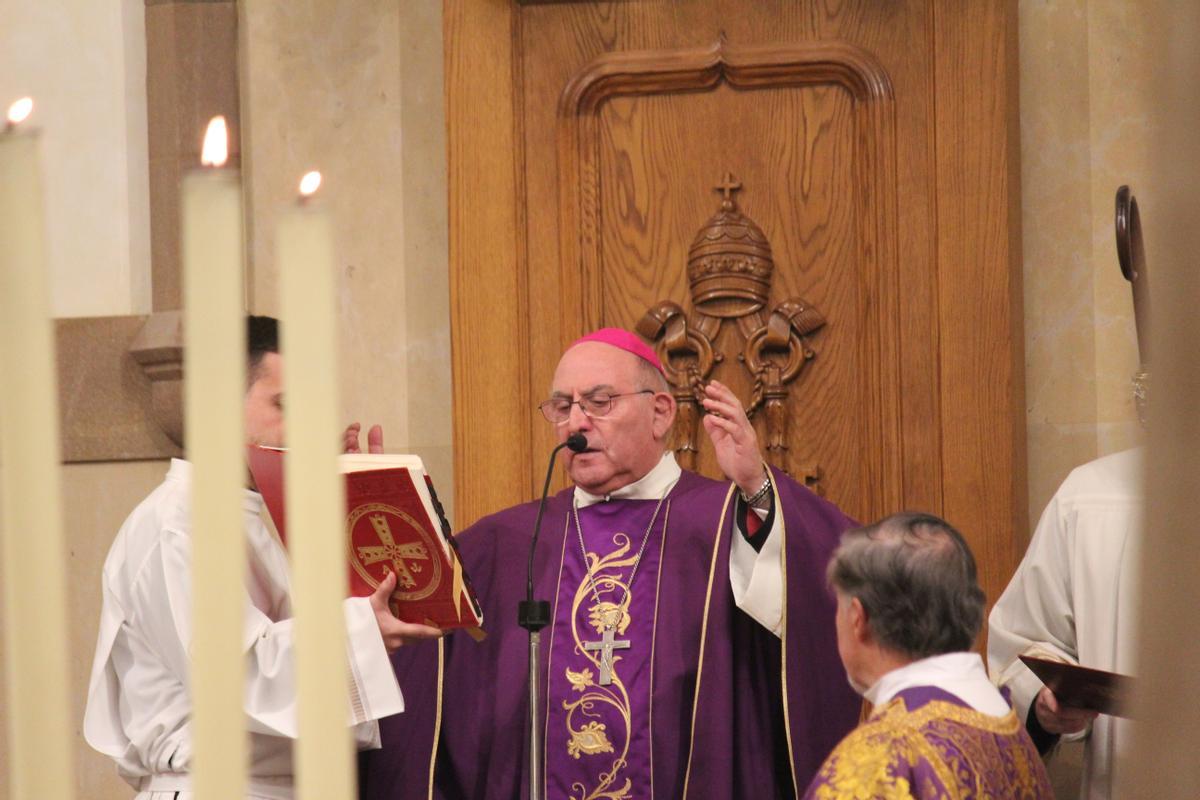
1085;2;1154;429
0;0;151;317
1125;3;1200;794
240;0;453;517
57;315;183;463
1020;0;1151;534
145;0;242;312
397;1;454;498
1;460;167;800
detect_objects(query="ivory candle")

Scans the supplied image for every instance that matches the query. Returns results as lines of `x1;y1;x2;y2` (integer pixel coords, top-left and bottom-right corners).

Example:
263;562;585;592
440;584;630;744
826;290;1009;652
0;97;75;800
182;115;248;799
277;172;355;800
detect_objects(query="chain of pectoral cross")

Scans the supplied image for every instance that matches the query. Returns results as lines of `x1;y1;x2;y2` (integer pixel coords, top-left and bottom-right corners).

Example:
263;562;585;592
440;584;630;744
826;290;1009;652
572;495;669;685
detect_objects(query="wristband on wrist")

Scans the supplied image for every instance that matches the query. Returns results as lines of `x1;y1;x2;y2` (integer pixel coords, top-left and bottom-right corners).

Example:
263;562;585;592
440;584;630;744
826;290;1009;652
739;473;772;506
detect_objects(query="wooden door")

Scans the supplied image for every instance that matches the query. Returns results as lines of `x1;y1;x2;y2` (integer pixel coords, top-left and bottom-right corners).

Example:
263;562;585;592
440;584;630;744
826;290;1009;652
445;0;1025;609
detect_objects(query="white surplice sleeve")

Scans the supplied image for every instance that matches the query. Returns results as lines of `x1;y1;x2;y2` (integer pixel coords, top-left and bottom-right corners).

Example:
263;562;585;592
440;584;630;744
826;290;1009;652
85;515;402;779
165;524;403;739
987;488;1078;724
728;500;783;638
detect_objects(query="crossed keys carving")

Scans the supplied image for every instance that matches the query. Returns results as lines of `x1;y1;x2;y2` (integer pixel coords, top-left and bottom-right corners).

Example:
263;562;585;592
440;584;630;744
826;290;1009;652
637;174;826;492
357;513;430;589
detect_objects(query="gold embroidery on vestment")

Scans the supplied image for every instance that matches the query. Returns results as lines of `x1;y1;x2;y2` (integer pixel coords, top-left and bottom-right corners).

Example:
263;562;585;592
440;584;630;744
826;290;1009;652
566;667;595;692
561;528;642;800
568;720;615;758
810;697;1046;800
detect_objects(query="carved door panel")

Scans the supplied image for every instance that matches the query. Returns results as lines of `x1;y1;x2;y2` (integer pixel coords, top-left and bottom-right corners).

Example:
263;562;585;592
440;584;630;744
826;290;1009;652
446;1;1025;608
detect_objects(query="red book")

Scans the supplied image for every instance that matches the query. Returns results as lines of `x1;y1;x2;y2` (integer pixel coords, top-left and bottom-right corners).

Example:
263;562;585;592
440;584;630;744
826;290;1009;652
247;445;484;637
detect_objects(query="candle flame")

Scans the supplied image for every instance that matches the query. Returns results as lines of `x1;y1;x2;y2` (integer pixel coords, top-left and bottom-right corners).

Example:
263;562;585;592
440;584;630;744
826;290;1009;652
201;116;228;167
298;171;322;197
6;97;33;126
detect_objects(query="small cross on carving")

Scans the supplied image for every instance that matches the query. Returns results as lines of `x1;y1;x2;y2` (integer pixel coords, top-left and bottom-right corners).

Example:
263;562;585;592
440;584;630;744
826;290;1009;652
714;172;743;208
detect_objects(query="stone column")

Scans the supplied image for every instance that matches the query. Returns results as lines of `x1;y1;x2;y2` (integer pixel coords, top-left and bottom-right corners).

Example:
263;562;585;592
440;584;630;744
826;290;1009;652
1123;3;1200;796
128;0;243;450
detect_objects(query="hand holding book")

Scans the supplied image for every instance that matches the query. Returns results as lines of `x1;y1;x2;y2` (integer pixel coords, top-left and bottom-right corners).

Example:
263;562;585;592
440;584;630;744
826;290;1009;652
1033;684;1099;734
248;439;485;638
368;571;444;652
1019;648;1134;719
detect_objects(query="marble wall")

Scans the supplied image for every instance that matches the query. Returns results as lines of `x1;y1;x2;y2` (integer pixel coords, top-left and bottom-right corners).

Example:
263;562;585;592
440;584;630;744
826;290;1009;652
1020;0;1154;527
0;3;451;799
240;0;454;509
0;0;151;317
1018;6;1158;787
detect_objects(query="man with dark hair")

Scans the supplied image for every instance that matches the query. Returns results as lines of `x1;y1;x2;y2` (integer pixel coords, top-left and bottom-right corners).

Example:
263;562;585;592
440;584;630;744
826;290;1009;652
84;315;440;799
804;512;1053;799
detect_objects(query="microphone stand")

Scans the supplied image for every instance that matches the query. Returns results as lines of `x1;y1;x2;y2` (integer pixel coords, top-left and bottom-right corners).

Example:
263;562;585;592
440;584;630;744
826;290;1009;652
518;433;586;800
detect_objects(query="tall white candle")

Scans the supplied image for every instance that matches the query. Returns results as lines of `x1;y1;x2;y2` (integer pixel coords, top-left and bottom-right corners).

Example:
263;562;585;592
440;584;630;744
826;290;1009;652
277;172;356;800
0;97;75;800
182;116;248;799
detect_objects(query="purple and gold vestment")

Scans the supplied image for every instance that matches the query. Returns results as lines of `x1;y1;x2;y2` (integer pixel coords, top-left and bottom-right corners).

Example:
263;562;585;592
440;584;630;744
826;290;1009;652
803;687;1054;799
360;467;860;799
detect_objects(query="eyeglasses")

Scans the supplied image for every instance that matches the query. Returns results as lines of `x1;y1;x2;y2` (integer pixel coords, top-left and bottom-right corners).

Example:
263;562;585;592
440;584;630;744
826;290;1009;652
538;390;654;424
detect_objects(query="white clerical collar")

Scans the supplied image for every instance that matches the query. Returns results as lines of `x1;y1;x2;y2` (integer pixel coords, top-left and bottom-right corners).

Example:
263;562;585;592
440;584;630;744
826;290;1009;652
864;651;1010;717
574;452;681;508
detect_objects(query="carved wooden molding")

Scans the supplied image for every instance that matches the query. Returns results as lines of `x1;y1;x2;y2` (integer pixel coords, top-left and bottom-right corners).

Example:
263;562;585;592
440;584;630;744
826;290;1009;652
637;176;829;488
556;36;898;341
555;36;902;507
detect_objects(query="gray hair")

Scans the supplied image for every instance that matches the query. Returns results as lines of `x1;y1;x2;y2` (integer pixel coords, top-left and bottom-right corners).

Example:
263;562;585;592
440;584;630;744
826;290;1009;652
826;512;985;660
635;356;670;394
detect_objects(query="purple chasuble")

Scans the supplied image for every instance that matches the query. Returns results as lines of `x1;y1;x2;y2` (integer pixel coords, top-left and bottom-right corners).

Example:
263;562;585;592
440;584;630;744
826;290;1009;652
359;468;861;800
545;499;667;799
803;686;1054;799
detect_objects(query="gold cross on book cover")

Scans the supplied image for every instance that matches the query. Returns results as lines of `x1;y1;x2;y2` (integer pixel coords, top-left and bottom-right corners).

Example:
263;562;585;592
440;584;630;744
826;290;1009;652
247;445;485;640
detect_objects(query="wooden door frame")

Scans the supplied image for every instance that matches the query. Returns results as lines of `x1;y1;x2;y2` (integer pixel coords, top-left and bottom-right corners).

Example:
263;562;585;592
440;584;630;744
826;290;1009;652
444;0;1026;604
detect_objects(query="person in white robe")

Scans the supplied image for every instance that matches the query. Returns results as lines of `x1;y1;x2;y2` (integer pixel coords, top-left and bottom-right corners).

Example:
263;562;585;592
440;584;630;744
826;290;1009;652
84;316;441;800
988;447;1143;800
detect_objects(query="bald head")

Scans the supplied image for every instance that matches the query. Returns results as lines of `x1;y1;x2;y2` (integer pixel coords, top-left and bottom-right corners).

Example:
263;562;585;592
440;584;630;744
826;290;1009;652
549;341;676;495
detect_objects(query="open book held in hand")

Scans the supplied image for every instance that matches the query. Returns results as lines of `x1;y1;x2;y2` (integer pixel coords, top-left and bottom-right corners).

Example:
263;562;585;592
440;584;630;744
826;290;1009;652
247;445;484;640
1018;646;1133;717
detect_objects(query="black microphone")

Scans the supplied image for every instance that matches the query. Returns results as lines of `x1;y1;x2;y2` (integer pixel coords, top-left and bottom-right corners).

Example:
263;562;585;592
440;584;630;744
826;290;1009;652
518;432;588;630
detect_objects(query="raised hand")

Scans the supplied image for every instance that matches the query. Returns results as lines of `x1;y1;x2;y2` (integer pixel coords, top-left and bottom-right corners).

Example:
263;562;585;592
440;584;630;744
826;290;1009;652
700;380;768;497
368;571;444;653
343;422;385;454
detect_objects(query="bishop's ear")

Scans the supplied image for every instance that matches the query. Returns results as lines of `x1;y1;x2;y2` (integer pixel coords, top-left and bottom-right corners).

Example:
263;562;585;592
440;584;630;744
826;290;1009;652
651;391;677;439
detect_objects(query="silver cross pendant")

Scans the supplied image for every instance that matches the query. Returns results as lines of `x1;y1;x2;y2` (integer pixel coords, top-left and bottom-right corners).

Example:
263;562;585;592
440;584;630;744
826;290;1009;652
582;627;630;685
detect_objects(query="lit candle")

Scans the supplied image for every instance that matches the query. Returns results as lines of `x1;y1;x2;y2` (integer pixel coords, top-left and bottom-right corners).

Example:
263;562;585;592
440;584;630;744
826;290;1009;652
277;171;355;800
183;115;248;799
0;97;75;799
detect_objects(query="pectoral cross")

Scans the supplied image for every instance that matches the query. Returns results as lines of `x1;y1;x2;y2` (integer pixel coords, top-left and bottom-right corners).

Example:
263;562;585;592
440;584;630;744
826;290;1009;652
583;628;630;686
